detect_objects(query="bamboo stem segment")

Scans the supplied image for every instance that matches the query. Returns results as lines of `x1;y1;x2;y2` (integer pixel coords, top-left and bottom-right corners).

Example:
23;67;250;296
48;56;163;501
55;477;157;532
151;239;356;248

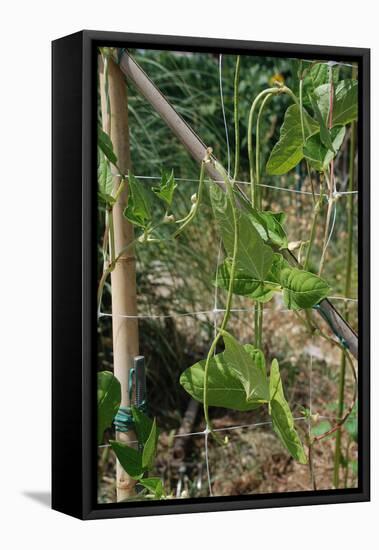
99;56;139;501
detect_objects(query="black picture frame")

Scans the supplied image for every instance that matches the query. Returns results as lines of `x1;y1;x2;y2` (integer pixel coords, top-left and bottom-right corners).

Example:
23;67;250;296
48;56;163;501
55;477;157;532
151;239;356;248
52;30;370;520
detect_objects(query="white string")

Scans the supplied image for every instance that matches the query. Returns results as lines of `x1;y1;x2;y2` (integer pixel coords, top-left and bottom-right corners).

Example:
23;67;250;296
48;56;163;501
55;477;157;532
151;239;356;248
219;54;231;177
116;173;358;197
98;307;300;321
98;417;308;448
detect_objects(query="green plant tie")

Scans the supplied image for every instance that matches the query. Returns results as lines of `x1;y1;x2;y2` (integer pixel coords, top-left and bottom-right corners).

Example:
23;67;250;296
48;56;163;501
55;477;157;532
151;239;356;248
113;367;148;432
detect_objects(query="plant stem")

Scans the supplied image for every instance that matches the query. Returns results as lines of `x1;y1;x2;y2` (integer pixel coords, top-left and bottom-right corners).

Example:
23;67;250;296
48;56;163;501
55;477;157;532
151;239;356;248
233;55;241;182
173;161;206;237
333;64;357;488
203;162;239;443
253;93;272;348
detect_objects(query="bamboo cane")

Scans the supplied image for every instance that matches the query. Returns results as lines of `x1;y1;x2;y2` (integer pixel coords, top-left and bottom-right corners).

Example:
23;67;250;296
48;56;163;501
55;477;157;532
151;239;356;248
99;56;139;501
118;49;358;359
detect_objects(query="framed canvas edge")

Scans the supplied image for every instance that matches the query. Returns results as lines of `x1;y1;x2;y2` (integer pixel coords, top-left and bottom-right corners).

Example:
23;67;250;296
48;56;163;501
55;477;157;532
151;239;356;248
52;29;370;521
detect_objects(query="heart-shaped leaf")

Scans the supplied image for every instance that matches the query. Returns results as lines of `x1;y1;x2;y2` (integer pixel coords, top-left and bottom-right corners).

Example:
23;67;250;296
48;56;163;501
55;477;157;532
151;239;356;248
280;266;330;310
142;418;158;470
152;170;177;207
180;343;268;411
110;440;144;479
216;258;278;303
269;359;307;464
222;332;270;403
97;371;121;445
314;79;358;126
304;125;346;172
124;173;153;228
98;127;118;166
210;185;274;281
266;104;319;175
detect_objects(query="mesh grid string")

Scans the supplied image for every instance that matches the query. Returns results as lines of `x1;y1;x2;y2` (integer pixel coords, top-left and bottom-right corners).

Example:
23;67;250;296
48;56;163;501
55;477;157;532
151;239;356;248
114;173;358;197
99;415;338;450
98;299;356;321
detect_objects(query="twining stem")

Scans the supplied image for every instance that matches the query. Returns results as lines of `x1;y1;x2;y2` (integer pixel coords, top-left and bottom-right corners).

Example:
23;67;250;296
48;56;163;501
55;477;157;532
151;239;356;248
298;73;316;203
233;55;241;182
203;161;239;443
319;67;335;277
253;92;272;348
333;65;357;488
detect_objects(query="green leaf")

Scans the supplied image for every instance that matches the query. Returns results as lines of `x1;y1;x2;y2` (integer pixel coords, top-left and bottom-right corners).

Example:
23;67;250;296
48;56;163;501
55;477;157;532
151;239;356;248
138;477;165;499
280;266;330;310
333;79;358;125
98;149;114;196
180;344;268;411
98;127;118;166
244;203;288;249
269;359;307;464
314;79;358;126
152;170;177;207
216;259;278;303
110;440;144;479
303;126;346;172
302;63;329;103
142;418;158;470
309;94;335;152
222;331;270;403
131;406;154;446
124;173;153;228
97;372;121;445
266;104;319;175
210;185;274;281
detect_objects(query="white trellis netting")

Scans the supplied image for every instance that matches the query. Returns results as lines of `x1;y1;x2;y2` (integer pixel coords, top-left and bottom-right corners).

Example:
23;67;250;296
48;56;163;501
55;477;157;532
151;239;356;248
97;52;358;498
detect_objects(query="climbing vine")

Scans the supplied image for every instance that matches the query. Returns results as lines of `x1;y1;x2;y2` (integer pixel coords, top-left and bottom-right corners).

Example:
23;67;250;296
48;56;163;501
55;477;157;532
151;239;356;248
97;49;358;498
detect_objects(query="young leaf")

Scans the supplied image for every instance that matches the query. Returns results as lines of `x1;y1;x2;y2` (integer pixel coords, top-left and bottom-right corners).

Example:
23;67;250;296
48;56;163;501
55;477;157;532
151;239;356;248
222;331;270;403
98;149;114;196
216;259;277;303
269;359;307;464
302;63;330;105
98;127;118;166
152;170;177;207
266;104;319;175
303;125;346;172
280;266;330;310
142;418;158;470
131;406;154;446
97;372;121;445
110;440;144;479
124;173;153;228
180;345;266;411
210;185;274;281
138;477;165;499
